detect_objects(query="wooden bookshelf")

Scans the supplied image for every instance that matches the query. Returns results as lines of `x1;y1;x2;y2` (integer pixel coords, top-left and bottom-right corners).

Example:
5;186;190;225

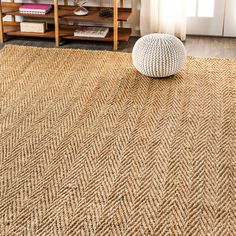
0;0;132;50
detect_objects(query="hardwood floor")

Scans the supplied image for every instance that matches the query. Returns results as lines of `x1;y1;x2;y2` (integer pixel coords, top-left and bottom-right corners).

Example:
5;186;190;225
1;35;236;58
184;36;236;58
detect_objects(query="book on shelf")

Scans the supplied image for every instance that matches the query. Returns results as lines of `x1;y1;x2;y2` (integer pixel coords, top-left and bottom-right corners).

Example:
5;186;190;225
74;26;109;38
19;4;52;15
20;21;48;33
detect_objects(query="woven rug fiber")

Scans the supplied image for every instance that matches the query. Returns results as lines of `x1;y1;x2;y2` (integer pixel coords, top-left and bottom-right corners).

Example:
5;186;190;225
0;45;236;236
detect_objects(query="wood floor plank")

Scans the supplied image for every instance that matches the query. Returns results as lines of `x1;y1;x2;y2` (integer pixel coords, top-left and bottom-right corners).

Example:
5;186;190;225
1;35;236;58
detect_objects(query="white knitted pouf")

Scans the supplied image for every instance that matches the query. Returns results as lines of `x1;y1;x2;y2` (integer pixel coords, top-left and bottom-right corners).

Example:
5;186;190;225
132;34;186;77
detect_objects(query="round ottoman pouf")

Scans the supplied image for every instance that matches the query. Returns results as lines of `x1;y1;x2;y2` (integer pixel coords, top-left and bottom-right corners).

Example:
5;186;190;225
132;34;186;77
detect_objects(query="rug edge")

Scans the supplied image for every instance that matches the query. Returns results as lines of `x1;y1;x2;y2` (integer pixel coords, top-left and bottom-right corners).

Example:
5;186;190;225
1;44;236;62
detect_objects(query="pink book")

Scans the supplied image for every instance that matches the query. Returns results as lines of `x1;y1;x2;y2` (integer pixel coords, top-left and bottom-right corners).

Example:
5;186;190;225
19;4;52;13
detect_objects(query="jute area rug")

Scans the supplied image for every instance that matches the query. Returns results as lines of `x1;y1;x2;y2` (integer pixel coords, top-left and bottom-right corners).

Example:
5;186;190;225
0;45;236;236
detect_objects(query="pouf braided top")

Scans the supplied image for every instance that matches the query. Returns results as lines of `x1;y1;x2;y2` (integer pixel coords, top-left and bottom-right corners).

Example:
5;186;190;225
132;34;186;77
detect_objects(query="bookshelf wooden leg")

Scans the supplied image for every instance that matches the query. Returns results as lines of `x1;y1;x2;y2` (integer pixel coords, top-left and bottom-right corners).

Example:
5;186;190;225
11;0;15;22
54;0;60;47
120;0;124;28
113;0;118;50
0;0;4;43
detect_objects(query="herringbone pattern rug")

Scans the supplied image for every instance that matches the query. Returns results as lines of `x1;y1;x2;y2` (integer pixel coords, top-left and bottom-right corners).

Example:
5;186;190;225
0;45;236;236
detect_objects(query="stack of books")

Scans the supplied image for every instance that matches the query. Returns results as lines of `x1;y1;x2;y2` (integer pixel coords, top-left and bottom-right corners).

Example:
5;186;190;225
19;4;52;15
74;26;109;38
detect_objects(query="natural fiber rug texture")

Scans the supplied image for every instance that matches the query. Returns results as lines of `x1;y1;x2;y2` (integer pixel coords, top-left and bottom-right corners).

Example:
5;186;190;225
0;45;236;236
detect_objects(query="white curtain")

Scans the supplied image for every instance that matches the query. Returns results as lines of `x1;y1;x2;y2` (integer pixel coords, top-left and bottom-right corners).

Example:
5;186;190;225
140;0;187;40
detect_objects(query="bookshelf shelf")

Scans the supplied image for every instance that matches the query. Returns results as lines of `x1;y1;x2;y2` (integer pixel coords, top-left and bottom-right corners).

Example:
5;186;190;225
3;10;55;19
0;0;131;50
3;22;56;38
58;6;131;22
2;4;131;22
2;3;54;18
61;26;131;42
3;22;131;42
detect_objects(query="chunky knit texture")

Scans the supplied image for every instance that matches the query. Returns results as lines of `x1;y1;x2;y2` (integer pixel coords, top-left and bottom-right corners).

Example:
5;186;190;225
132;34;186;77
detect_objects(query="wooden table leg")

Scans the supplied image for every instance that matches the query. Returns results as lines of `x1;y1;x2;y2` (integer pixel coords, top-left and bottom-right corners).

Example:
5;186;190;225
54;0;59;47
113;0;118;50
